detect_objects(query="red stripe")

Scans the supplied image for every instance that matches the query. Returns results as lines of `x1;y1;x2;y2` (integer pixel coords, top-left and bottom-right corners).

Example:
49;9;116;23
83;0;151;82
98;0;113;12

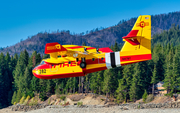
66;46;96;50
33;72;85;79
123;30;139;39
120;54;151;62
83;66;107;74
66;46;83;49
121;59;150;66
86;47;96;50
85;58;105;64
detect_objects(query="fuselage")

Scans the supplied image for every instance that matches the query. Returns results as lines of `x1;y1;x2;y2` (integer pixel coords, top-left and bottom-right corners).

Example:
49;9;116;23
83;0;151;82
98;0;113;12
32;50;151;79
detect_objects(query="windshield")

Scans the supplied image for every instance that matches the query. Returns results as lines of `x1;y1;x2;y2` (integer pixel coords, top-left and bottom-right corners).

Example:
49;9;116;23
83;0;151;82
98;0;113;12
40;61;45;65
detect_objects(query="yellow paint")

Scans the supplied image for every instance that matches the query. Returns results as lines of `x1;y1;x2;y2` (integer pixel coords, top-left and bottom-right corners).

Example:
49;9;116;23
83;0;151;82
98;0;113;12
35;15;151;77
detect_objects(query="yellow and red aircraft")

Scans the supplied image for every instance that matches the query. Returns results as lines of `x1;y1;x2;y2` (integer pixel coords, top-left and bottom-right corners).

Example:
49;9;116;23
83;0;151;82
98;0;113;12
32;15;151;79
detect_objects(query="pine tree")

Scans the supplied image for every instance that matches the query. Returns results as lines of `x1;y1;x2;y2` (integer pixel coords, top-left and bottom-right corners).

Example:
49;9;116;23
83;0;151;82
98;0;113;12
163;50;174;95
102;69;113;102
90;72;98;93
172;50;180;93
116;64;133;102
0;53;10;107
13;51;28;89
31;76;40;92
16;89;22;103
129;63;145;101
96;71;103;94
151;65;158;95
11;91;17;104
142;90;148;102
22;67;31;91
46;80;52;94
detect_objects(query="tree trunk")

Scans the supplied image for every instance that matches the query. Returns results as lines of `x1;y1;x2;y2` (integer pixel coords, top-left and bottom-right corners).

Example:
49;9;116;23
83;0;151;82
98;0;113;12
99;87;100;95
105;91;108;104
88;81;89;93
152;83;154;95
82;82;83;94
81;77;84;94
79;77;81;93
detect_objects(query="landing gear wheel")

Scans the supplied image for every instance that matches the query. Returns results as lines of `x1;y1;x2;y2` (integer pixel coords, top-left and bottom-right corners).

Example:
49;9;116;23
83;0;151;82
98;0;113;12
80;62;86;68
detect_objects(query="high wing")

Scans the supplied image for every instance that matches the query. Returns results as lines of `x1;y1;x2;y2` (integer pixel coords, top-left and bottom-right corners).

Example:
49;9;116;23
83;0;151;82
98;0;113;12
44;43;113;64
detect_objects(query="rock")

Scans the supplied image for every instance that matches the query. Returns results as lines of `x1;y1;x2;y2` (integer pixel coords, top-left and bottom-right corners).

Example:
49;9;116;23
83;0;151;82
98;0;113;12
123;107;128;110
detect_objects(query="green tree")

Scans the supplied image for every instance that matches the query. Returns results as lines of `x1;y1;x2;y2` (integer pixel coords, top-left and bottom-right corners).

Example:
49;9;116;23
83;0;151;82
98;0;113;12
163;50;174;95
151;65;158;95
16;89;22;103
116;64;133;102
102;69;113;102
172;50;180;93
142;90;148;102
11;91;17;104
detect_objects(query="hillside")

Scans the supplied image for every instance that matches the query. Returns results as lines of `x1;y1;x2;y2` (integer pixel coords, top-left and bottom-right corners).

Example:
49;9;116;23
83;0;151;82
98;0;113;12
1;11;180;55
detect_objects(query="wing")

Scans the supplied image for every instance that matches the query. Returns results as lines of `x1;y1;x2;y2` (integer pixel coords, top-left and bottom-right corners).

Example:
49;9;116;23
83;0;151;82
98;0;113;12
44;43;113;64
63;45;113;55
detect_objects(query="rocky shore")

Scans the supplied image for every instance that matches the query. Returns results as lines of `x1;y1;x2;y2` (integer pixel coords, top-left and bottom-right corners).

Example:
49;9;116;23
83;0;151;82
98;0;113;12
8;104;49;112
7;101;180;112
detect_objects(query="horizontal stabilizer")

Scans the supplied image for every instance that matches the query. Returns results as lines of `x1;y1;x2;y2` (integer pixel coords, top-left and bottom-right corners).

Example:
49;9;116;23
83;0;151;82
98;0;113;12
45;42;67;54
122;30;139;39
99;47;113;53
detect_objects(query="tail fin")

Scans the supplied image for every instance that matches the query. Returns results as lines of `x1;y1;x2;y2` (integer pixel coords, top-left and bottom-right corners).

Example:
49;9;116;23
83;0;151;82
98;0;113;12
121;15;151;54
45;42;67;59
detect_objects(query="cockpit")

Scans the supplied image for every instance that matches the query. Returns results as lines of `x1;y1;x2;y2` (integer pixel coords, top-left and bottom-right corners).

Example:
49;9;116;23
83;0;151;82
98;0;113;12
33;60;46;70
40;61;45;65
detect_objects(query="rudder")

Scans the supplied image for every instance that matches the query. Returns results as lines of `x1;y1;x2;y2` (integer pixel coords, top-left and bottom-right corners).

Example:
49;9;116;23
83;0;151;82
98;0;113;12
121;15;151;53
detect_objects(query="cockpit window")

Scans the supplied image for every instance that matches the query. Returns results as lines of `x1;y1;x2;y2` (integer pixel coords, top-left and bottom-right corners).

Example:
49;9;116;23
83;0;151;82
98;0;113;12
40;61;45;65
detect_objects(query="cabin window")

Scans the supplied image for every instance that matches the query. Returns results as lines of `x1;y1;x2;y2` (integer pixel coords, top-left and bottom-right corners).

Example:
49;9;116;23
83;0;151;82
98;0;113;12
92;58;95;61
101;57;104;60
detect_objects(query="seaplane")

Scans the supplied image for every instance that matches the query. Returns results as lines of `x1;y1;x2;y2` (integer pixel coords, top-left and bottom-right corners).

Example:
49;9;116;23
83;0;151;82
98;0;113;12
32;15;152;79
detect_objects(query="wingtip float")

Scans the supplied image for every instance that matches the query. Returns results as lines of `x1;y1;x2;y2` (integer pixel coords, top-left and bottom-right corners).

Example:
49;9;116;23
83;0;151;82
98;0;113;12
32;15;152;79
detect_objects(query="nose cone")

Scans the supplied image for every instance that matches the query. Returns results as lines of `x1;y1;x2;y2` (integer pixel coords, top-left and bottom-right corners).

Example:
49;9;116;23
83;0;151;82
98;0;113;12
32;64;49;79
32;66;39;78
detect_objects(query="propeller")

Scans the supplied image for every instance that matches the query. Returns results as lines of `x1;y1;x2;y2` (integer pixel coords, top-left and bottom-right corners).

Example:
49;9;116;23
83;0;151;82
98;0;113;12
84;47;87;52
96;48;99;53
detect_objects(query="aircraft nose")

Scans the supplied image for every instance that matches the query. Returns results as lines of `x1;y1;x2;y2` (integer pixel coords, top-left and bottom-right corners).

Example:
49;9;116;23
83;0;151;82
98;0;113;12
32;65;39;74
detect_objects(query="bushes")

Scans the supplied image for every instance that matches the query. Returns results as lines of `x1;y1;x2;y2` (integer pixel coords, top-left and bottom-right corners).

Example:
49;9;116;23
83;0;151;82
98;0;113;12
145;94;154;103
19;96;25;104
48;98;51;105
24;91;34;98
55;88;61;98
23;96;30;105
77;102;83;106
60;96;66;101
28;97;38;106
39;92;47;101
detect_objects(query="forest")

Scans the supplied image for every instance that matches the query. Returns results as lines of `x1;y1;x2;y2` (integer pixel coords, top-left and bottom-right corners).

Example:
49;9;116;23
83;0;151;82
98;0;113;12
1;24;180;108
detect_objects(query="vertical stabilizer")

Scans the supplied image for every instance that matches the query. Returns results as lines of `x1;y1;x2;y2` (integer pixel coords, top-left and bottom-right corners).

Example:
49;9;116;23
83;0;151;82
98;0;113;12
121;15;151;53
